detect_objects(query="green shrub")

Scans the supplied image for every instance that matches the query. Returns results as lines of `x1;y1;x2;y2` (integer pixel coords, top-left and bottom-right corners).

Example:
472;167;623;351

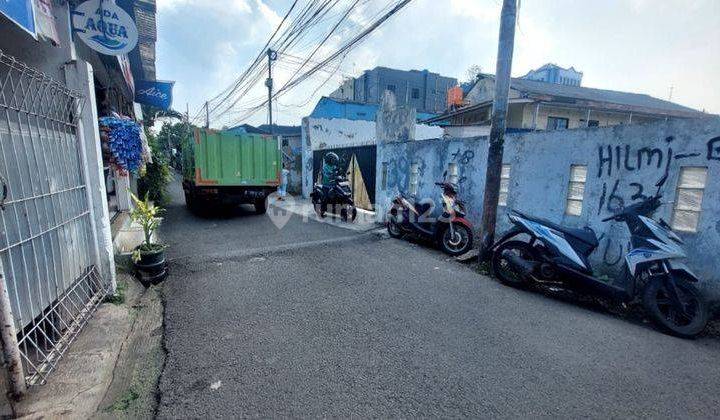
138;128;172;207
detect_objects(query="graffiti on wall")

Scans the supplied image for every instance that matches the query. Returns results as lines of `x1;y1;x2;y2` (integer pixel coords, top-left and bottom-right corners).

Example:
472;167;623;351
596;136;717;215
708;136;720;161
450;148;475;185
595;135;719;267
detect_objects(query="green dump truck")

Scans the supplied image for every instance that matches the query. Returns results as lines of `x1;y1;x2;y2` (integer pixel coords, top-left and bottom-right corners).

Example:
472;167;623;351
182;128;281;214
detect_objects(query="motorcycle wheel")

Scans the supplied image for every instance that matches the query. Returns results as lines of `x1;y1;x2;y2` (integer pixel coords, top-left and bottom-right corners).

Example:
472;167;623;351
387;215;403;238
340;205;357;223
491;240;533;288
439;223;473;256
314;202;327;218
642;274;708;338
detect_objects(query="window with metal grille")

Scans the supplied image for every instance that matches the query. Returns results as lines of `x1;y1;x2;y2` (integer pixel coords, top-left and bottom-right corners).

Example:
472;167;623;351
386;84;396;93
672;167;707;232
565;165;587;216
409;163;419;195
498;164;511;206
411;88;420;99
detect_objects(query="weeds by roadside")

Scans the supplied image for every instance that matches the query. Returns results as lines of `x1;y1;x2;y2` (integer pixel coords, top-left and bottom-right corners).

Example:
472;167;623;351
476;261;490;276
104;387;139;412
105;280;127;305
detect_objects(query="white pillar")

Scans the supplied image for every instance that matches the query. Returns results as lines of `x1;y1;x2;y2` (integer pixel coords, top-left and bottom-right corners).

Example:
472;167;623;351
115;173;132;211
64;61;117;292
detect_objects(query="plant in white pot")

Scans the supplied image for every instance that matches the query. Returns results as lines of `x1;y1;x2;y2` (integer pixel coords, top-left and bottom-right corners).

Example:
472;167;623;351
130;192;168;285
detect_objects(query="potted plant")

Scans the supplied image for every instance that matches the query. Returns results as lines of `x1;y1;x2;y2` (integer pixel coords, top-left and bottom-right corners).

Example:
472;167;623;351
130;192;168;285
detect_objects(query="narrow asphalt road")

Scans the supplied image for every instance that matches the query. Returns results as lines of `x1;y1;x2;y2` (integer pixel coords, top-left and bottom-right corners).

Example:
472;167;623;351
157;181;720;418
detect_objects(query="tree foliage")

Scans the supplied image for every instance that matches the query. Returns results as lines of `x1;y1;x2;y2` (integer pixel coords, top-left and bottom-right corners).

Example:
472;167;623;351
137;128;173;207
141;105;184;127
465;64;483;84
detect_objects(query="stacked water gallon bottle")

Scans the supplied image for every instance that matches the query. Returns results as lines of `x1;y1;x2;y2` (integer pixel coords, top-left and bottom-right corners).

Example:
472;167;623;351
99;117;144;173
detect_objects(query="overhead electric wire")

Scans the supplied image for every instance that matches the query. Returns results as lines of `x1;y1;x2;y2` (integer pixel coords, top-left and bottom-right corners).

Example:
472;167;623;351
278;52;349;109
204;0;345;123
227;0;413;124
196;0;413;127
192;0;304;123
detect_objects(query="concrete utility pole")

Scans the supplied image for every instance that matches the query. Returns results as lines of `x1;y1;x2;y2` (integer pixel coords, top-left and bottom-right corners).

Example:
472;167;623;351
478;0;517;261
265;48;278;135
204;101;209;129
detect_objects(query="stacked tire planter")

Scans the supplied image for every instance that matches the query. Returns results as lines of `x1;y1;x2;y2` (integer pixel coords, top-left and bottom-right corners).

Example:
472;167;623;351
128;191;168;288
133;246;168;287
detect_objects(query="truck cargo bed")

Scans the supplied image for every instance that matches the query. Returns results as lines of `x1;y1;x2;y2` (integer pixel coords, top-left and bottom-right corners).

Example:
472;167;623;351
189;128;281;187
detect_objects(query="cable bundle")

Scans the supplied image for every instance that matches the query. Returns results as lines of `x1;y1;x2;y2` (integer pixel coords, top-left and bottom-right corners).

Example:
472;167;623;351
99;117;144;174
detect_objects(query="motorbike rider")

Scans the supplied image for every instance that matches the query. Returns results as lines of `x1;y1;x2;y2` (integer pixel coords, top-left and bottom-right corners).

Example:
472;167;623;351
321;152;341;186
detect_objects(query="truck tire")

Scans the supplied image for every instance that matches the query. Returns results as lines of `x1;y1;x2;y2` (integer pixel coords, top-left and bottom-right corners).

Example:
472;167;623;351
254;197;267;214
184;190;199;214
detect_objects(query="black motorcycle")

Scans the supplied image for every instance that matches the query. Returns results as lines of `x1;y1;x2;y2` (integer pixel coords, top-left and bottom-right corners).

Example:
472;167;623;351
490;174;709;338
310;174;358;222
387;181;474;256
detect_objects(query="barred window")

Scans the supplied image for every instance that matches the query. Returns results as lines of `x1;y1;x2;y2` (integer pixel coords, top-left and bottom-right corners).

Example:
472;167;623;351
565;165;587;216
672;167;708;232
498;164;511;206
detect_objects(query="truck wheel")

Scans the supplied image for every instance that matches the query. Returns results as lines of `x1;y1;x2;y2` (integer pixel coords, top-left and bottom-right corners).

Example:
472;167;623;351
254;197;267;214
184;190;198;214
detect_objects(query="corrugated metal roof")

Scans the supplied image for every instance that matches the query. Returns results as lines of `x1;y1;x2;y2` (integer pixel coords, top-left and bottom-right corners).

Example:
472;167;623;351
257;124;301;136
507;76;702;115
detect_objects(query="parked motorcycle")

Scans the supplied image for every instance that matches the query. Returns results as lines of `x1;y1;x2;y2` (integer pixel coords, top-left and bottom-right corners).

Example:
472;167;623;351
310;174;357;222
387;180;474;256
490;174;709;338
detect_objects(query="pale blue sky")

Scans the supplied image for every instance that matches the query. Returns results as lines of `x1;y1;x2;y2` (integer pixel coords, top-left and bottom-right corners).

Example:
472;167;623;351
156;0;720;127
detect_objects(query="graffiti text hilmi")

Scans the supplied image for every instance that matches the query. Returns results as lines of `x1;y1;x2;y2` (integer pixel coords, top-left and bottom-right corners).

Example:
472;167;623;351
708;136;720;161
597;144;671;178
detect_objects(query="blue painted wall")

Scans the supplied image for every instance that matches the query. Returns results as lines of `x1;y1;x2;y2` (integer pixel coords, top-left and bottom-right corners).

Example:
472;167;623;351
376;118;720;297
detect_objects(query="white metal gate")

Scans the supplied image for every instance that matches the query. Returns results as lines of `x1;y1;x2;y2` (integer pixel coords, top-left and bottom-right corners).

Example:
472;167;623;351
0;50;108;388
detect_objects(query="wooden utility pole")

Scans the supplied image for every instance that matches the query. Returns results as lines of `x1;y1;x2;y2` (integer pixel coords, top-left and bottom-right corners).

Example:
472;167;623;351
478;0;517;261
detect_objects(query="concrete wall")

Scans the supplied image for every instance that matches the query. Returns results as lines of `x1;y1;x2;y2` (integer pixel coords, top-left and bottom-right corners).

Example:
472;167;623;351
301;115;443;198
309;97;438;123
339;67;456;114
376;117;720;291
443;125;491;138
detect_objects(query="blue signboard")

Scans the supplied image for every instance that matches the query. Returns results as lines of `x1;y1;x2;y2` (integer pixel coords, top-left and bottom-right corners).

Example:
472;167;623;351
135;80;174;110
0;0;37;37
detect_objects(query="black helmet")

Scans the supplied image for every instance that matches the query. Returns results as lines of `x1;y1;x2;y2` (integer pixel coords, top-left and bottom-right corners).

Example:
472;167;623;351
323;152;339;165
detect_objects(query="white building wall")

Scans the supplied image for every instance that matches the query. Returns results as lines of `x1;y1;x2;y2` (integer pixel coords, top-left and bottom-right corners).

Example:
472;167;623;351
301;117;443;198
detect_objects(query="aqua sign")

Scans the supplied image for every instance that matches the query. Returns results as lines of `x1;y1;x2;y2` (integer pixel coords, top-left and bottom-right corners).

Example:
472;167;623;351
72;0;138;55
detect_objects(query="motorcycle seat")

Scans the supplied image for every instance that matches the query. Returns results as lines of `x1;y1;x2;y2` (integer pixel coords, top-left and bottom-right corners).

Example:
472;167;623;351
513;210;599;247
